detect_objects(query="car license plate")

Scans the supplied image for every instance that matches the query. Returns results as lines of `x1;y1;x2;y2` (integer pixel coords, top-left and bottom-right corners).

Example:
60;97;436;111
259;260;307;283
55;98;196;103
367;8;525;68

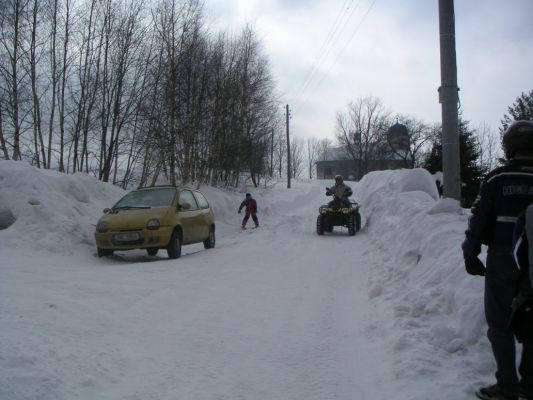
114;233;140;242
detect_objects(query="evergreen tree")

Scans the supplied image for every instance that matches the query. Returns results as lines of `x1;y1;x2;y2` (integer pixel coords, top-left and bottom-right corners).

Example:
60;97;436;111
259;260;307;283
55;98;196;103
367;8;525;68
423;119;486;207
501;90;533;132
423;134;442;175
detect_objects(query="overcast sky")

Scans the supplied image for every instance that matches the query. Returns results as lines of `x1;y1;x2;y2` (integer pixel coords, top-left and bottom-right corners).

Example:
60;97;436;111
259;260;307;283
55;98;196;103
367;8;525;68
205;0;533;143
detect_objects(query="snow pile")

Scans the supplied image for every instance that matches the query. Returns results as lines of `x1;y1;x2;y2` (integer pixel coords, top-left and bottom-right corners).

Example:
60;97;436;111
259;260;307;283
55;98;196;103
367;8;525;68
0;160;126;254
355;168;492;394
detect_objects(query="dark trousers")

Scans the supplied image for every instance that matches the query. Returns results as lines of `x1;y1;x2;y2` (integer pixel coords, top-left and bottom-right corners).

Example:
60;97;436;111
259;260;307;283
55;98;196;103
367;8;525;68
242;213;258;227
328;198;351;208
485;250;532;394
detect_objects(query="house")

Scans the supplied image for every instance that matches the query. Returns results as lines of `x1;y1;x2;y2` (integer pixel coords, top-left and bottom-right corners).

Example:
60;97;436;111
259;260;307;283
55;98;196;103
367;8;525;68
315;146;408;181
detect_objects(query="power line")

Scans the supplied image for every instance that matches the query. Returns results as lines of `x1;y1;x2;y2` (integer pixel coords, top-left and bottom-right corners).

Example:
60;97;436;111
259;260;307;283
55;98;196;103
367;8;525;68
315;0;353;59
296;0;361;98
305;0;378;95
297;0;360;97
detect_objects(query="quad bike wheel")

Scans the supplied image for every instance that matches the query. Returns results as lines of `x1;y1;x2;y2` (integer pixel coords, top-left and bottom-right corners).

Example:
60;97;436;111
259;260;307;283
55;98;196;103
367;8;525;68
316;215;324;235
355;213;361;232
347;214;356;236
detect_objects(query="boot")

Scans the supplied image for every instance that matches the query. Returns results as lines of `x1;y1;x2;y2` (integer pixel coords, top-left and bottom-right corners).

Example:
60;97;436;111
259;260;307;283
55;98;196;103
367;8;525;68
476;384;518;400
520;387;533;400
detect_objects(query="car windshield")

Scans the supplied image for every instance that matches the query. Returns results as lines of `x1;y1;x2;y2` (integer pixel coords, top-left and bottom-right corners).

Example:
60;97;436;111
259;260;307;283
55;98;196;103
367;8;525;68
114;188;176;209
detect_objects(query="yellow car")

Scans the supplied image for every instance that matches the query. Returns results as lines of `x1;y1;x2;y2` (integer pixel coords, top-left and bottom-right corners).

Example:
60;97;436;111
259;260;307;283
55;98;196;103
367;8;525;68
95;186;215;259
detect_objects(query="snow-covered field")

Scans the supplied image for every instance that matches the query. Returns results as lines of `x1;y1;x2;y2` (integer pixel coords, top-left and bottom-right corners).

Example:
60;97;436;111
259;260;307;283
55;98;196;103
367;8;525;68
0;160;497;400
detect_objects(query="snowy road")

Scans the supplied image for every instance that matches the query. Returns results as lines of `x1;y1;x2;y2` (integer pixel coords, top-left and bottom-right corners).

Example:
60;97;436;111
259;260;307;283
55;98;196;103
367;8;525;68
1;180;394;400
2;162;496;400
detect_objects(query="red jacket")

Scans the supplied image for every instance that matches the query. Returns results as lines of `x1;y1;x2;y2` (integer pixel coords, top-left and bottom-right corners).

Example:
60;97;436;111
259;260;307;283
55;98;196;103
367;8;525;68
239;198;257;215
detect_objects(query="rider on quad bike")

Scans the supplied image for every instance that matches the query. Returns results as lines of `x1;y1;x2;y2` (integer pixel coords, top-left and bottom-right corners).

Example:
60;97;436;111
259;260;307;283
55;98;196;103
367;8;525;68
317;175;361;236
326;175;352;207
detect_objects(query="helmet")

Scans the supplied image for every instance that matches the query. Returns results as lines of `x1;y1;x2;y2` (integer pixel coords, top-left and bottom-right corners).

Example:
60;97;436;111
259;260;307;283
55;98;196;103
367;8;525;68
334;175;343;184
502;120;533;159
245;193;251;198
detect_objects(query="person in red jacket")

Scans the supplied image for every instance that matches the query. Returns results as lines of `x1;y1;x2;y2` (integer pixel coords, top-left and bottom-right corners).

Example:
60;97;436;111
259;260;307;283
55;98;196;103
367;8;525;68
238;193;259;229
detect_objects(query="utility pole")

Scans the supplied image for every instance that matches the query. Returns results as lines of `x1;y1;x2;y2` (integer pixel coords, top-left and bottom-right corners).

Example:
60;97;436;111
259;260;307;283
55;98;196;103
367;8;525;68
270;128;274;177
438;0;461;201
286;104;291;189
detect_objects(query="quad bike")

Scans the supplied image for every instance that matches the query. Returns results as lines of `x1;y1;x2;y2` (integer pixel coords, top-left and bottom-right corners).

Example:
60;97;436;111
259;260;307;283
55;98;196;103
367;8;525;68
316;197;361;236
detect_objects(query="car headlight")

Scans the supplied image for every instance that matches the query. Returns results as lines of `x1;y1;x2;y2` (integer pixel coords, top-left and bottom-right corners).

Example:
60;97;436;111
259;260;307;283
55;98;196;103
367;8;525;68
96;221;109;233
146;219;160;230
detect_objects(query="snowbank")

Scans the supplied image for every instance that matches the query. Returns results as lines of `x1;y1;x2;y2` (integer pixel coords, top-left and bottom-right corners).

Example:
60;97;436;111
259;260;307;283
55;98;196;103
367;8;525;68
355;168;492;394
0;161;126;255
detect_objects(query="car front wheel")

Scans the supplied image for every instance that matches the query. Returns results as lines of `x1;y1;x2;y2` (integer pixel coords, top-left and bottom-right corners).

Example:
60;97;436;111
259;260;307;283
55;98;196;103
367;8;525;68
203;227;215;249
97;247;113;257
147;248;159;256
167;230;182;259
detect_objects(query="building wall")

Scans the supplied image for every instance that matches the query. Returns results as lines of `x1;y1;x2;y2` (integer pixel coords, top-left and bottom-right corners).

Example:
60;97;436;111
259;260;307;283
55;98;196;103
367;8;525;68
316;159;407;180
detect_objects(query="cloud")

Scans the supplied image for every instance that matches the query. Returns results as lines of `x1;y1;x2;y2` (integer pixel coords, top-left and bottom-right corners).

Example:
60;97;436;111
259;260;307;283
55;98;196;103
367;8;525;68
205;0;533;142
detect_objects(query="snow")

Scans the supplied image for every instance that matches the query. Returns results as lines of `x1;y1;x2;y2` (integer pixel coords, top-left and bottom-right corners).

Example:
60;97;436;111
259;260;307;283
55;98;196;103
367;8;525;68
0;160;498;400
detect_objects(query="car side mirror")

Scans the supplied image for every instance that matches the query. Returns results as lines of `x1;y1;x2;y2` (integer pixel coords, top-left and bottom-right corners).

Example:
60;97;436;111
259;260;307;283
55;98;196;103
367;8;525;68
179;202;191;210
103;208;111;214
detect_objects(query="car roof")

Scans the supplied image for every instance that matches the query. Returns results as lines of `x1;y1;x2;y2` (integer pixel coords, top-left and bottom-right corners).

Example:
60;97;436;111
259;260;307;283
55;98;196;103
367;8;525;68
134;185;197;192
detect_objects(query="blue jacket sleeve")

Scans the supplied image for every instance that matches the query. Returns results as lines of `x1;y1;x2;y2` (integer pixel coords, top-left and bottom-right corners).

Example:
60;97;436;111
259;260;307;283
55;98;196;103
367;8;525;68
462;181;494;258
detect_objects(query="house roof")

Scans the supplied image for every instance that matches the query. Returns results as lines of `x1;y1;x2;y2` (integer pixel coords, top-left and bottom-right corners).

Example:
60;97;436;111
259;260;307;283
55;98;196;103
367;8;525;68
317;147;350;161
317;145;406;163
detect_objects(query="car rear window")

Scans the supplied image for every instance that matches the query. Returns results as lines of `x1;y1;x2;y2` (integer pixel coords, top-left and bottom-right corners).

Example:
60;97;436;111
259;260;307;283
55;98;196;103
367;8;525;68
115;188;176;208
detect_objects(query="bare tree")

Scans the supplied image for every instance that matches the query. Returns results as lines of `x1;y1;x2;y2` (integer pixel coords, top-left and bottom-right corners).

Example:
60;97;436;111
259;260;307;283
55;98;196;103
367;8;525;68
335;96;390;177
151;0;200;185
0;0;280;190
57;0;72;172
27;0;47;167
476;122;501;172
0;103;9;159
273;129;286;179
69;0;103;174
306;137;320;179
45;0;59;168
317;137;332;161
97;0;145;182
0;0;29;161
290;137;304;179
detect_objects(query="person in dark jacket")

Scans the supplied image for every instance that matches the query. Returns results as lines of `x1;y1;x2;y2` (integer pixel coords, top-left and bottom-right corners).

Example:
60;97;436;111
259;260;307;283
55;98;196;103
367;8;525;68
462;120;533;400
238;193;259;229
326;175;353;208
513;204;533;294
511;204;533;348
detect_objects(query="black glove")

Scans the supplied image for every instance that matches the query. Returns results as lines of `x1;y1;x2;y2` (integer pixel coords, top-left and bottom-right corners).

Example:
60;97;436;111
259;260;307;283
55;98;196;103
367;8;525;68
464;256;485;276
